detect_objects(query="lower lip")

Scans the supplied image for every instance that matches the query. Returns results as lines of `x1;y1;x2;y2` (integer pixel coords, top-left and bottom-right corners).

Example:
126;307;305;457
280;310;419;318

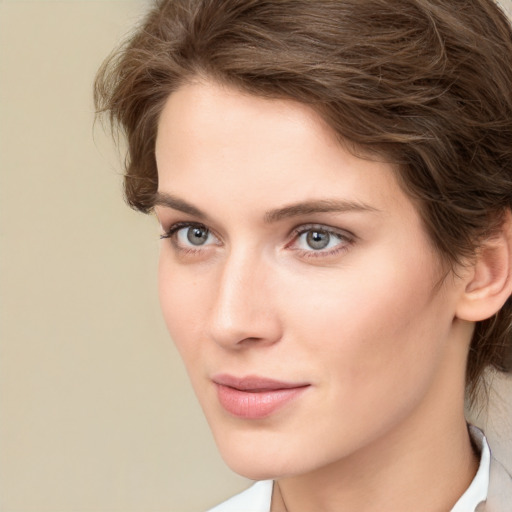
215;384;309;419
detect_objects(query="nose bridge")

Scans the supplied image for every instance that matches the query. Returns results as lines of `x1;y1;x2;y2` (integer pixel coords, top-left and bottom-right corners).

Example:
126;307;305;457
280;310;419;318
208;245;279;348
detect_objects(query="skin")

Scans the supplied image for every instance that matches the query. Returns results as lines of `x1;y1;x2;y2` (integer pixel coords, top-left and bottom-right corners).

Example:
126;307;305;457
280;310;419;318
154;80;480;512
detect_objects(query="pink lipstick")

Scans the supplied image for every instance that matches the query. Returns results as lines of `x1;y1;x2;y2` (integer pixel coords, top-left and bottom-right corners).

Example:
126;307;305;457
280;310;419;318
213;375;310;419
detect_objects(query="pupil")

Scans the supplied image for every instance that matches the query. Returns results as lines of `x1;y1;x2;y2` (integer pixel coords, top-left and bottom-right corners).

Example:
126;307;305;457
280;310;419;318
187;226;208;245
306;230;329;250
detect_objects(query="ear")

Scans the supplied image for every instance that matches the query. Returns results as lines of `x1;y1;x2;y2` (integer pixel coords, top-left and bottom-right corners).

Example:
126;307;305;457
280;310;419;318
456;210;512;322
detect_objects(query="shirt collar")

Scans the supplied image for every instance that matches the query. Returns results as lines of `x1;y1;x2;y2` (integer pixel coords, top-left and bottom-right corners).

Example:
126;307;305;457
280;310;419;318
450;425;490;512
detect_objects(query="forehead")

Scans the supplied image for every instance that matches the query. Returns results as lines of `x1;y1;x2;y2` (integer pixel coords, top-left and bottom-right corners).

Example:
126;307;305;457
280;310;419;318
155;80;414;223
156;80;340;169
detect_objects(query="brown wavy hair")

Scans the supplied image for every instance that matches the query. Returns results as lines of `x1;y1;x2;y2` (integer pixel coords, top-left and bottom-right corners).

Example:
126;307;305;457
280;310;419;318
94;0;512;401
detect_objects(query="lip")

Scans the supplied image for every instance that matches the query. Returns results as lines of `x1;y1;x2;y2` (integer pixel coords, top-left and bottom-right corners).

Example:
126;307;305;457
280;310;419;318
212;374;310;419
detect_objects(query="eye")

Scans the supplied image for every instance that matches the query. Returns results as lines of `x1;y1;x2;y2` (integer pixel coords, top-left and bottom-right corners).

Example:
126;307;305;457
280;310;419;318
179;225;210;246
160;222;219;249
302;229;332;250
289;225;354;257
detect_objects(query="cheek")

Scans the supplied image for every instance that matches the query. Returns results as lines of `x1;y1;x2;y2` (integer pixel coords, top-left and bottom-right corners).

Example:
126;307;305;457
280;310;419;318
280;250;450;395
157;252;209;359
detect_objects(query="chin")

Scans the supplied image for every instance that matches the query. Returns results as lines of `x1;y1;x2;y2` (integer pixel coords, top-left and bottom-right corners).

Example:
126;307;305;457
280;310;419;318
226;462;279;481
221;452;291;481
213;429;324;481
212;431;295;480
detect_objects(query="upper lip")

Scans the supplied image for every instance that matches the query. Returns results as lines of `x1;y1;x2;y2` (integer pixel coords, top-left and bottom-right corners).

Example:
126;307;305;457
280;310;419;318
212;374;310;391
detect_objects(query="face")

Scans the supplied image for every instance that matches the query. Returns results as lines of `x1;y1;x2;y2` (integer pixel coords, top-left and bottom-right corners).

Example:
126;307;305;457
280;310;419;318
155;81;467;480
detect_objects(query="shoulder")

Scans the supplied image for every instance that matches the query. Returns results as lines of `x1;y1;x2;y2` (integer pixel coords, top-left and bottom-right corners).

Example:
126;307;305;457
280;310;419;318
206;480;273;512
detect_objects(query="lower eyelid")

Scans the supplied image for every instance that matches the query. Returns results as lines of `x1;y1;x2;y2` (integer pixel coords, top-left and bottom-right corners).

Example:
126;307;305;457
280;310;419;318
298;244;351;258
287;227;355;258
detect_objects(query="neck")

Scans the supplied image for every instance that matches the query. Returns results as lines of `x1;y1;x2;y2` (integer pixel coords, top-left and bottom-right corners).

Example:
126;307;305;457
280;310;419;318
273;416;478;512
271;324;479;512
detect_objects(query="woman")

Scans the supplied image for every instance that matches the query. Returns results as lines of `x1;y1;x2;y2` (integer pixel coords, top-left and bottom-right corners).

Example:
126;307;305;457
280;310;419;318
95;1;512;510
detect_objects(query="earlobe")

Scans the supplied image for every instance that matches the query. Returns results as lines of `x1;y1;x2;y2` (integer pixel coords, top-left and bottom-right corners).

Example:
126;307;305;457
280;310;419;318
456;210;512;322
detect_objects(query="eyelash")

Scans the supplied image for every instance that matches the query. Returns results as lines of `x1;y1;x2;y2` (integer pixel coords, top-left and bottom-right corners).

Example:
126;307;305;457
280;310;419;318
160;221;202;239
160;222;216;254
288;224;354;259
160;221;355;259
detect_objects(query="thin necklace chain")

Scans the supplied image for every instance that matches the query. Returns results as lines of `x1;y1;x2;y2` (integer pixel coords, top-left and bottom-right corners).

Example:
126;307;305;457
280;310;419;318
274;481;289;512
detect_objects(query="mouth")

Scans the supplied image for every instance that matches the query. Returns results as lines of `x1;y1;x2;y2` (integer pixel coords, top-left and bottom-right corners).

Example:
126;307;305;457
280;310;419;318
212;374;310;419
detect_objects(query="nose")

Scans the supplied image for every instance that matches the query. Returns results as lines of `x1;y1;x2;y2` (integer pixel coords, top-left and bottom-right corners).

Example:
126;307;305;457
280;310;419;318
207;249;282;350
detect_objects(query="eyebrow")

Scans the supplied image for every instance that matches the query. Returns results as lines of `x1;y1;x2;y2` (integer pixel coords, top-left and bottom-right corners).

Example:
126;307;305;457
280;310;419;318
153;192;379;223
154;192;208;219
264;199;380;223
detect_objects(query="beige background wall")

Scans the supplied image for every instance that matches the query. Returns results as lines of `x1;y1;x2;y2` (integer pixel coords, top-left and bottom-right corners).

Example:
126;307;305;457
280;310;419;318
0;1;511;511
0;2;249;511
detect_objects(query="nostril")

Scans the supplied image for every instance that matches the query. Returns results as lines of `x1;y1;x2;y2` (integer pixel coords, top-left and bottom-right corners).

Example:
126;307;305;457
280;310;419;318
208;309;282;349
238;337;265;346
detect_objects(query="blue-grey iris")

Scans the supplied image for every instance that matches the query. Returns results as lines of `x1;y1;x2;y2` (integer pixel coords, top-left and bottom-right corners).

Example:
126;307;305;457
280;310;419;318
307;230;330;250
187;226;209;245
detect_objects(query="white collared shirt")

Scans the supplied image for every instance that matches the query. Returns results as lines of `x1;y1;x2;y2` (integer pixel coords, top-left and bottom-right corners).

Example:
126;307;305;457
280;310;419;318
451;425;490;512
207;426;491;512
